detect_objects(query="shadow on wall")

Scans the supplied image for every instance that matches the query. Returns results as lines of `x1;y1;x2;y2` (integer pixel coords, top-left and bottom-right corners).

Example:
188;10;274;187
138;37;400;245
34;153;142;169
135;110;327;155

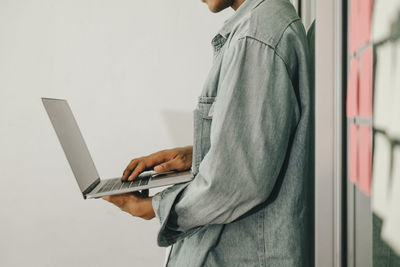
162;110;193;147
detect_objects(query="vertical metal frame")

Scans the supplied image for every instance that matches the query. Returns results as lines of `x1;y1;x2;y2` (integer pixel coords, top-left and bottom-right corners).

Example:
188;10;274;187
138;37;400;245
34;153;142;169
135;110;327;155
347;182;373;267
315;0;344;266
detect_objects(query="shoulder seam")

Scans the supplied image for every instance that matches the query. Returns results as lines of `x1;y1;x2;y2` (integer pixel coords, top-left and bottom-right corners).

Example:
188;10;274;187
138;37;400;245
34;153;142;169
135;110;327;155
237;36;294;79
274;18;301;49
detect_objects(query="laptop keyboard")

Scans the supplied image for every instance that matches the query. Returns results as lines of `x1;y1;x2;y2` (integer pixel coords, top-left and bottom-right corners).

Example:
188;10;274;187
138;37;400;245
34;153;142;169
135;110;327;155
96;176;150;194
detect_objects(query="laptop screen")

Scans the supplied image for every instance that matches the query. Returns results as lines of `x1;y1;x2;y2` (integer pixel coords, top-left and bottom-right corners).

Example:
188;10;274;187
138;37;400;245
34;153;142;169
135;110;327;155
42;98;99;193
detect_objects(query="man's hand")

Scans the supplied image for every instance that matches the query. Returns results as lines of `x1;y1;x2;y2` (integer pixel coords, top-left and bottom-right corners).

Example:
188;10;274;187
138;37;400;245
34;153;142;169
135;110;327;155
103;146;192;219
103;190;155;220
121;146;193;182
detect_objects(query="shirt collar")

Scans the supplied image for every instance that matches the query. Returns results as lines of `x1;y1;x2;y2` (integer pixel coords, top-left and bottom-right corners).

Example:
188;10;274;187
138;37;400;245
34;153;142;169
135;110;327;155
211;0;265;52
218;0;265;38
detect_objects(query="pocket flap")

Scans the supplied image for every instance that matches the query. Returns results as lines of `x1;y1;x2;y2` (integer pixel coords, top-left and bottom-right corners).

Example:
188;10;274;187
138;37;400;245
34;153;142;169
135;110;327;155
206;101;216;118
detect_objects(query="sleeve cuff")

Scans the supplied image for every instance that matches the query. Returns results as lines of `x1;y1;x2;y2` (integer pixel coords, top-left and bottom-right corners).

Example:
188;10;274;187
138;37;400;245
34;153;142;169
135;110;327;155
152;182;200;247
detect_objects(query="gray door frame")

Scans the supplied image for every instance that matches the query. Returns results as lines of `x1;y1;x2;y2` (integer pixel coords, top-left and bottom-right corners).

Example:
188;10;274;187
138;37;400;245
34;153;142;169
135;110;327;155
315;0;345;266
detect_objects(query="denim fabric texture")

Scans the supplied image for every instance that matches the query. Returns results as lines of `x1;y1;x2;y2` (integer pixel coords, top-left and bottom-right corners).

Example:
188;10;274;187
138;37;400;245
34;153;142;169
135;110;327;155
152;0;314;266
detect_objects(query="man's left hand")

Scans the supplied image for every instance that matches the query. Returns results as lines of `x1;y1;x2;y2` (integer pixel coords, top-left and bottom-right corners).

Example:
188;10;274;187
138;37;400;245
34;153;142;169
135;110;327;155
103;190;155;220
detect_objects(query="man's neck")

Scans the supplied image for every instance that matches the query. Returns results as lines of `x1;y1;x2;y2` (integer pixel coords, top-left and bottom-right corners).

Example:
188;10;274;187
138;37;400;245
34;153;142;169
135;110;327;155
232;0;246;10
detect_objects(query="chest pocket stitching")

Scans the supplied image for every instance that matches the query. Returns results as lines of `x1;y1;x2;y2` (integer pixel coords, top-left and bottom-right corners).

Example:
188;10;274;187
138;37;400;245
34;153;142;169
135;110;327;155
192;97;216;174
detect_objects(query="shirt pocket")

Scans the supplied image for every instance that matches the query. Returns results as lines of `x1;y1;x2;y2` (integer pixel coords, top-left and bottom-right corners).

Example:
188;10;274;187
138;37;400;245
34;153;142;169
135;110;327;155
192;96;216;175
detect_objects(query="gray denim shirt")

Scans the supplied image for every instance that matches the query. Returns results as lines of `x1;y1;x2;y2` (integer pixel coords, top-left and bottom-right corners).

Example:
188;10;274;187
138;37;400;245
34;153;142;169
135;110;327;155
152;0;313;266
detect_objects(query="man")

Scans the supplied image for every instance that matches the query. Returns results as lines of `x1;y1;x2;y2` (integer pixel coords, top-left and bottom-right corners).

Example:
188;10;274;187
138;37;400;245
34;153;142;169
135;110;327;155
104;0;313;266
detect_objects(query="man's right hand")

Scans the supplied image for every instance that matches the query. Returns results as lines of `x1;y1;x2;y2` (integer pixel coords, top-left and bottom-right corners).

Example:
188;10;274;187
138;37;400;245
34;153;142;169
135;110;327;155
121;146;193;182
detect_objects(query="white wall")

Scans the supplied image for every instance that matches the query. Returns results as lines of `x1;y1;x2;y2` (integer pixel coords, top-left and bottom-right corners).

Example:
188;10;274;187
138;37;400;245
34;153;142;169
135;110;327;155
0;1;231;266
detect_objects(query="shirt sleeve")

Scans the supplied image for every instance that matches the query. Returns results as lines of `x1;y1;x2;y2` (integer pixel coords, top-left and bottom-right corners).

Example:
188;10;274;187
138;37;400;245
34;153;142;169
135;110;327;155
152;36;300;247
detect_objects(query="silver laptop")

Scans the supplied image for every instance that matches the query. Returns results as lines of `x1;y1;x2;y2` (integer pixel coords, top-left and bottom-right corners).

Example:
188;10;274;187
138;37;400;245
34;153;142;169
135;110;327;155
42;98;194;199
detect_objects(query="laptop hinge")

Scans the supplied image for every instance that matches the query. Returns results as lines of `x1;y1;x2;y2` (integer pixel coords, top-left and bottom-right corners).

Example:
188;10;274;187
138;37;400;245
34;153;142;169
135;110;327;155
82;178;101;199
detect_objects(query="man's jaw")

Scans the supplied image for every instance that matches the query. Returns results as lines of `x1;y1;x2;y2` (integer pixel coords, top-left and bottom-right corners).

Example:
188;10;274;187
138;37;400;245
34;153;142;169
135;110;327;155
202;0;236;13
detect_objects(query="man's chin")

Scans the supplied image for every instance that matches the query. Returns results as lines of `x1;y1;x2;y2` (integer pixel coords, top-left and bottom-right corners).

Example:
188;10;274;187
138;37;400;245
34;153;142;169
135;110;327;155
209;5;231;13
207;6;221;13
203;0;231;13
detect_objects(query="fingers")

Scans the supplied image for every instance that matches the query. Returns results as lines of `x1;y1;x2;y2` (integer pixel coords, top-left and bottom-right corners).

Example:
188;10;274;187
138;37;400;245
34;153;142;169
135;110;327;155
103;194;128;207
103;193;154;220
122;159;139;181
103;194;131;214
103;192;144;203
122;147;192;181
103;193;138;207
154;158;186;173
122;152;168;181
127;161;146;181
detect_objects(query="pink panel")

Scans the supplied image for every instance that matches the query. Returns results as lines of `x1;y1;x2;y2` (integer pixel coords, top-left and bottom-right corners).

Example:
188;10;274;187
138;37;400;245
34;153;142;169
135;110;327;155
349;124;359;184
359;125;372;195
347;57;359;117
